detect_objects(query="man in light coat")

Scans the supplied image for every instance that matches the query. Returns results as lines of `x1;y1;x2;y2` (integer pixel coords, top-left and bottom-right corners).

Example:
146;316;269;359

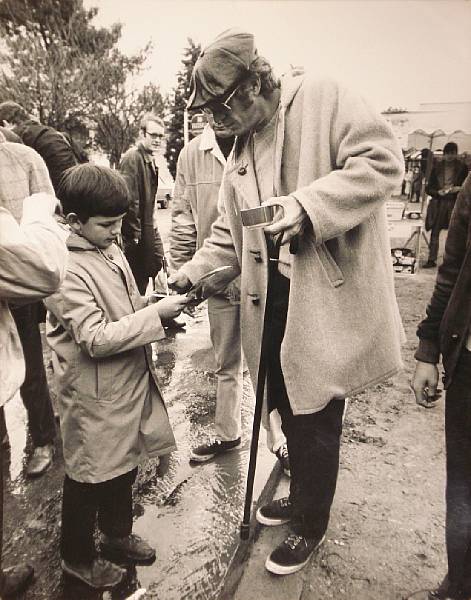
0;189;67;596
170;29;404;575
169;121;289;471
0;133;60;477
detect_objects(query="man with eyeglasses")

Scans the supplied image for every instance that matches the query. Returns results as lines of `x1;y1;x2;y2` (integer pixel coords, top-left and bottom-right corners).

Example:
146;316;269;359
169;28;405;576
120;113;165;295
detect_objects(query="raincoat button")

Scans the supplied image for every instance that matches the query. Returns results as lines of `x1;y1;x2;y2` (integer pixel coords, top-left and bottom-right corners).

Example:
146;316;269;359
249;249;262;263
238;165;247;176
451;333;459;340
248;293;260;305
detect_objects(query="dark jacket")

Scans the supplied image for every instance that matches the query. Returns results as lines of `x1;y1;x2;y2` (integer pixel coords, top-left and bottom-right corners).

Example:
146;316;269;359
424;158;468;231
416;173;471;387
16;120;77;192
119;144;163;278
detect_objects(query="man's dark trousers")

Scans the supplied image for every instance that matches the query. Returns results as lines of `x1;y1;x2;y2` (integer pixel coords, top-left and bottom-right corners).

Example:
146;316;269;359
61;468;138;564
444;348;471;599
266;269;345;539
11;303;55;447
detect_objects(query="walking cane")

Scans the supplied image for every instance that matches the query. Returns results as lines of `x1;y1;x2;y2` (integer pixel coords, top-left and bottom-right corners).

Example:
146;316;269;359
240;234;295;541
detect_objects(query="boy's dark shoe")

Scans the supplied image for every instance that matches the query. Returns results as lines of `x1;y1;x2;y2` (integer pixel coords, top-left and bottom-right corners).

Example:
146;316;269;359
428;574;467;599
0;564;34;597
275;444;290;477
190;437;241;463
256;497;292;526
26;443;54;478
265;533;325;575
423;260;437;269
61;558;124;589
100;533;156;564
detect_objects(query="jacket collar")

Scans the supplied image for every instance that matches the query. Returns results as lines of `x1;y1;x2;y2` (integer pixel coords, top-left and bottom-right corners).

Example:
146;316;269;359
199;125;226;166
66;231;99;251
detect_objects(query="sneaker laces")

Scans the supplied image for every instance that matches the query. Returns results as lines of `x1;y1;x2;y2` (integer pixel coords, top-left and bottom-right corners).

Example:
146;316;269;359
277;497;291;508
285;534;305;550
277;444;289;459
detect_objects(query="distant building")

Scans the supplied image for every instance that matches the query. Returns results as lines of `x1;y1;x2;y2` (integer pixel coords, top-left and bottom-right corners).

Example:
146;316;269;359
382;101;471;152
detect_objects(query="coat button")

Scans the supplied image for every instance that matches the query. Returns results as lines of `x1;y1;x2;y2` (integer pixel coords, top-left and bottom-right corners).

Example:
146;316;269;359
248;293;260;305
249;249;263;263
451;333;459;339
238;165;247;176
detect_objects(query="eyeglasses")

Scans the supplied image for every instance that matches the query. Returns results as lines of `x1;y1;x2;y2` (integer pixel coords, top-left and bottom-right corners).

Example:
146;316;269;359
145;131;164;140
201;83;241;116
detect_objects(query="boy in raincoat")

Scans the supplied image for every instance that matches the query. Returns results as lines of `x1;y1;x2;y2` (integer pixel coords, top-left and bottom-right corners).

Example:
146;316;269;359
45;164;188;590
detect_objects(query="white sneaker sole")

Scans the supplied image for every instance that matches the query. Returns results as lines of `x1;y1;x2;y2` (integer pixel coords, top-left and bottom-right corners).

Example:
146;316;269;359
256;507;291;527
61;560;124;589
264;535;326;575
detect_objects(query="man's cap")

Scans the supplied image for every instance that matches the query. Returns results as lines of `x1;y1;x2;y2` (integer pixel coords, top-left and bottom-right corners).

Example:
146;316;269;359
187;29;257;111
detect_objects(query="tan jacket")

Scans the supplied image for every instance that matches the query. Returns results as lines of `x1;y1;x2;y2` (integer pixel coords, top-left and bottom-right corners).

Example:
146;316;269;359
0;205;67;407
181;73;405;414
45;233;176;483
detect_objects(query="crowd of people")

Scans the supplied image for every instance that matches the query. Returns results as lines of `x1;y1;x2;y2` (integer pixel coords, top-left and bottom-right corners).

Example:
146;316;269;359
1;26;471;600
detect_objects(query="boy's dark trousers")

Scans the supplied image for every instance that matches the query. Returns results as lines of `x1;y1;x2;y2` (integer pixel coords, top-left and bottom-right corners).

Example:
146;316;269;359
266;268;345;539
11;303;56;447
444;349;471;599
61;468;137;564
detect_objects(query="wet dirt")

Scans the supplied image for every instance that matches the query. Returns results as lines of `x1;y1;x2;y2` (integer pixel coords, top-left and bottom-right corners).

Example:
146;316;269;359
2;208;450;599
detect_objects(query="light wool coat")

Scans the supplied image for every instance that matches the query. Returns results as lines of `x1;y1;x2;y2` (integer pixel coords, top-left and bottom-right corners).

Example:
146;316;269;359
181;72;405;414
45;234;176;483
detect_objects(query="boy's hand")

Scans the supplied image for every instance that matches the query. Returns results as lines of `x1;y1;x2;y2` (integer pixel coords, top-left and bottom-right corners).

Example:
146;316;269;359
411;361;440;408
155;294;189;320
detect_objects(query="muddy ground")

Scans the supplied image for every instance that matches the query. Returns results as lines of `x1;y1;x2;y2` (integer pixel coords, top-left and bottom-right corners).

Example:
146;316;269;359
2;207;451;599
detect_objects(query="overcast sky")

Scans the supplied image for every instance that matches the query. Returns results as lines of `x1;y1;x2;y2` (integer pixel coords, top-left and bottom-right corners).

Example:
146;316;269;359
84;0;471;112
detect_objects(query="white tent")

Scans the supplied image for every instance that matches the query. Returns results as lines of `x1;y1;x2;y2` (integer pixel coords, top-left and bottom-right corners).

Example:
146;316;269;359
408;129;471;152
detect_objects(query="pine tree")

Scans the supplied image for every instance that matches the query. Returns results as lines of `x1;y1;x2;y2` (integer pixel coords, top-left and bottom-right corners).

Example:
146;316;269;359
164;38;201;179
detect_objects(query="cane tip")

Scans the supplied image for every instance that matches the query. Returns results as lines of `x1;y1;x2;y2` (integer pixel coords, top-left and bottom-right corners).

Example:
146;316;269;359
240;523;250;541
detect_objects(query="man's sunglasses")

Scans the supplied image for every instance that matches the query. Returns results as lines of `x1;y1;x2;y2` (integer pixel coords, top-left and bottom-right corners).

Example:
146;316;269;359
201;83;241;116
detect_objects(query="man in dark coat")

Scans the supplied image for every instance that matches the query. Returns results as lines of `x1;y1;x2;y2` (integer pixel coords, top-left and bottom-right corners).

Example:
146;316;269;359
0;101;78;193
423;142;468;268
413;173;471;600
119;113;165;295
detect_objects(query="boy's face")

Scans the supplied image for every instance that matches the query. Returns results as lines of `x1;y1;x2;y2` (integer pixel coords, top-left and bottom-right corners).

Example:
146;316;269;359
68;213;126;249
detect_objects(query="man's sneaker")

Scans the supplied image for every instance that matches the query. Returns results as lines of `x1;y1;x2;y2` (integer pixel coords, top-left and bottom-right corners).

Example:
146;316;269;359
61;558;125;589
190;437;241;463
275;444;290;477
26;443;54;478
100;533;156;564
0;564;34;596
265;533;325;575
256;497;292;526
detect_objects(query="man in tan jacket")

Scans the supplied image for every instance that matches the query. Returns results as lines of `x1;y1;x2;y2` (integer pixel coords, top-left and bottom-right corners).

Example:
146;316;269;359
170;29;404;576
0;187;67;596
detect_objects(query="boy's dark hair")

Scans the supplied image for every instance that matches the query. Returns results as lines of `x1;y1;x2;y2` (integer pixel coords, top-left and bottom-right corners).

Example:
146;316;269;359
443;142;458;155
57;164;129;223
0;101;29;125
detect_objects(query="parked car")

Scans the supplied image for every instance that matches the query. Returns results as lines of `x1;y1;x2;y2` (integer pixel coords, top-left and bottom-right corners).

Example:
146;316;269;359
156;175;173;209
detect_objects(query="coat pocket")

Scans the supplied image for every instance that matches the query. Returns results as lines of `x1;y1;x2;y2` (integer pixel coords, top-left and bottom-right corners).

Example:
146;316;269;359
315;243;345;288
96;358;115;402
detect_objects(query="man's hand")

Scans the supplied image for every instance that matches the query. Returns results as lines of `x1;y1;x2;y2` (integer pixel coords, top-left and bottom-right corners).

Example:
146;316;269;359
263;195;308;245
411;361;440;408
168;270;192;293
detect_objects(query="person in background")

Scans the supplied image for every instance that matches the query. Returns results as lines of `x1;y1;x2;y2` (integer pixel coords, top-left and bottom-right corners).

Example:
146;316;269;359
169;29;404;576
119;113;165;295
46;164;187;590
412;173;471;600
0;101;77;193
0;131;59;477
423;142;468;268
0;186;68;596
169;118;289;473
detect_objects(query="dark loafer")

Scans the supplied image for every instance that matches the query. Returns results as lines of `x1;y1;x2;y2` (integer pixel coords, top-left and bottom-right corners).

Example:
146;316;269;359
61;558;124;589
1;564;34;597
100;533;156;564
